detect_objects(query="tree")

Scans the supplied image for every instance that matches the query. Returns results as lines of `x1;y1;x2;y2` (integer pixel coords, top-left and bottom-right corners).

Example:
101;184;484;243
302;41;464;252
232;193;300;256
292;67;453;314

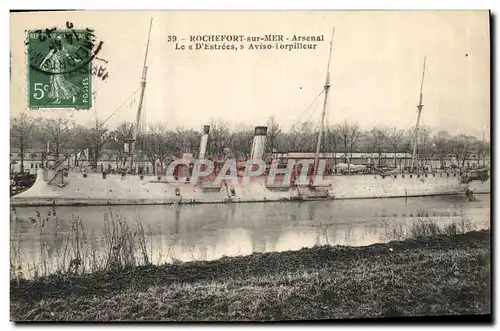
474;136;490;168
285;126;301;152
339;120;350;153
324;124;340;151
173;127;199;156
266;116;282;154
450;134;477;168
287;120;316;152
401;128;414;154
11;113;489;173
142;123;171;175
44;117;74;162
209;118;232;159
74;120;111;169
432;130;451;169
230;123;253;159
109;122;134;167
11;113;34;173
347;123;362;156
337;120;362;156
416;125;433;169
324;124;341;168
369;127;388;167
387;127;405;168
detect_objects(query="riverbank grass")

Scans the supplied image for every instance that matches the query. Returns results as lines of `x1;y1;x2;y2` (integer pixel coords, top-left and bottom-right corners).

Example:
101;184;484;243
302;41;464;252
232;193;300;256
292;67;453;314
10;226;490;321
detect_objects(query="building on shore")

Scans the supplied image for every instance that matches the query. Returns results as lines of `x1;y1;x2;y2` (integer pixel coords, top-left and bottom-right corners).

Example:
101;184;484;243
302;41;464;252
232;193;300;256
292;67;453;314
10;147;489;175
272;151;489;172
10;148;154;175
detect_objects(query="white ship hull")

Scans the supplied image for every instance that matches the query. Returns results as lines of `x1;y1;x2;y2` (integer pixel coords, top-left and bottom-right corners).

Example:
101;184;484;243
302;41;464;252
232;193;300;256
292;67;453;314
10;169;470;206
468;178;490;194
324;171;469;199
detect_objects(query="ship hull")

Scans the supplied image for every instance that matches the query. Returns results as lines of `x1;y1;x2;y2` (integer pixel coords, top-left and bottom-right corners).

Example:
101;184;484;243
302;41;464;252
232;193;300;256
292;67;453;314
10;169;471;206
468;178;490;194
323;172;469;199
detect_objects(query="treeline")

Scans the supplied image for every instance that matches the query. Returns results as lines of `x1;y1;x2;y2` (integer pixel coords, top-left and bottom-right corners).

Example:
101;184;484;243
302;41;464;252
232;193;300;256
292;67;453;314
11;114;490;173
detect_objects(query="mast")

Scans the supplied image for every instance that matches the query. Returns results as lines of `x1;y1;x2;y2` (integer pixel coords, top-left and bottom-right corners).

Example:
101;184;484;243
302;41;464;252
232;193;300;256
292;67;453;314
312;28;335;181
410;56;426;172
129;18;153;172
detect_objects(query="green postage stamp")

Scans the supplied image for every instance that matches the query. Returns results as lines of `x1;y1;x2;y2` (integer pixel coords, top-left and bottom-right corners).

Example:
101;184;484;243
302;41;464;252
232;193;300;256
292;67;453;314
27;29;93;109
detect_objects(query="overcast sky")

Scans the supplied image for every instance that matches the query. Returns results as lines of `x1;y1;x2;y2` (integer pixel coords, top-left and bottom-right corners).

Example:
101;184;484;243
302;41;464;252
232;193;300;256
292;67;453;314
10;10;490;139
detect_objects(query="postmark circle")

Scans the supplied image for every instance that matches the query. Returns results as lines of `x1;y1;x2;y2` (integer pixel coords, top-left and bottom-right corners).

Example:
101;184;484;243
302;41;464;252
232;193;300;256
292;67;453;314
27;29;103;76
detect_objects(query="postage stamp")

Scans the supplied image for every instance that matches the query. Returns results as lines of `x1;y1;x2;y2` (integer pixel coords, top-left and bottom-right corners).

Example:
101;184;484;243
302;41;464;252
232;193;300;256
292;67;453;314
26;28;95;110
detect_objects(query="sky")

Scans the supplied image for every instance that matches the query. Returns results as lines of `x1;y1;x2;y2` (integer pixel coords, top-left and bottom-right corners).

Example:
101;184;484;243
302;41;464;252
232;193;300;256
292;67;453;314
10;10;490;140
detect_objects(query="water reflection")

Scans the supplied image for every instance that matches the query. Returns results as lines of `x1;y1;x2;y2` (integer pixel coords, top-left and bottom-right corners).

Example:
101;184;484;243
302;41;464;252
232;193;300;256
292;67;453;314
10;194;491;277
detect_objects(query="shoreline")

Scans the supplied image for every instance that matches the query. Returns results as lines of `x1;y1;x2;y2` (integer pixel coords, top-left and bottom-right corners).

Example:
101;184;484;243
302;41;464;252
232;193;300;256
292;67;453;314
10;229;491;321
10;191;478;207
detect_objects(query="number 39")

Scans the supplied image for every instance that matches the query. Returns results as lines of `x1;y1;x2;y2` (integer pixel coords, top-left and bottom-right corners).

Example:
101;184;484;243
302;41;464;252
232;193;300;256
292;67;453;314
33;83;49;100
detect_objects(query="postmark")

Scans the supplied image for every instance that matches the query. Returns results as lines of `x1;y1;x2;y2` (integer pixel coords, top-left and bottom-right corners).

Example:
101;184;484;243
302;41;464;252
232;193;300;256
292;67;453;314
26;23;104;110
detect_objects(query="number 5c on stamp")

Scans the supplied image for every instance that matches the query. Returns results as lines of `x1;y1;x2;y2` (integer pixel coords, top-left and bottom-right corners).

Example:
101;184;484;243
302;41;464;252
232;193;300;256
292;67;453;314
27;29;93;110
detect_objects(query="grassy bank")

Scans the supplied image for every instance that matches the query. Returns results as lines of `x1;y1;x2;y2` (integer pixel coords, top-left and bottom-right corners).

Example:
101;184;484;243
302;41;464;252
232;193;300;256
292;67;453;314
10;228;491;321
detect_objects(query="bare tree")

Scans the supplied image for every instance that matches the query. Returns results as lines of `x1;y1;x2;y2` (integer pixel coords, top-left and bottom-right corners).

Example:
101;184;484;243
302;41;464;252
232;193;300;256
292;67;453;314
348;123;362;156
108;122;134;167
369;127;388;167
276;133;291;153
291;121;316;152
74;120;112;170
230;123;253;159
339;120;350;153
209;118;232;159
450;134;476;168
285;127;301;152
113;122;134;141
387;127;405;168
417;126;433;168
402;128;414;154
142;123;172;175
474;136;490;168
337;120;362;173
11;113;34;173
173;127;199;156
266;116;282;154
323;124;341;170
43;117;74;162
433;130;451;169
324;124;340;152
10;113;488;172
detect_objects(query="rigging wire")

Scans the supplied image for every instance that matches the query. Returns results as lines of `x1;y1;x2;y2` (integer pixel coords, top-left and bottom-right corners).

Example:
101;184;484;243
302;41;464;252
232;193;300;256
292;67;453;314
310;88;329;134
305;100;322;127
288;88;325;132
313;117;322;134
100;87;141;128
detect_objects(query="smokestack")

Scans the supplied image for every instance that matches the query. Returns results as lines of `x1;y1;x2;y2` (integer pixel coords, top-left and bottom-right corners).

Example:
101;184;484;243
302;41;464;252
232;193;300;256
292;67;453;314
250;126;268;160
198;125;210;159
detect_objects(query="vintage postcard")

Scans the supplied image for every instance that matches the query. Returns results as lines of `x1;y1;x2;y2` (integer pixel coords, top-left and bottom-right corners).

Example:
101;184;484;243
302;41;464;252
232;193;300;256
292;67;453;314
10;10;491;322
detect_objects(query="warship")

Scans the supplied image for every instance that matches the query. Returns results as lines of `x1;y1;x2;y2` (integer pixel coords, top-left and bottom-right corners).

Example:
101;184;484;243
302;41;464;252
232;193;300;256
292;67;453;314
11;22;488;207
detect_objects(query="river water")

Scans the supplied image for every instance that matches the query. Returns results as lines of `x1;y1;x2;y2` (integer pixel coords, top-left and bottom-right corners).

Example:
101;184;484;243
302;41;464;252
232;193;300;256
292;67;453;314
10;194;490;278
